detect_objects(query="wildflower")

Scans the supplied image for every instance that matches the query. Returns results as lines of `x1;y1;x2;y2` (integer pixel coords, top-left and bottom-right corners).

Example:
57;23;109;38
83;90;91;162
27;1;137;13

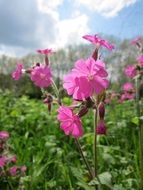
12;63;23;80
120;92;135;102
123;82;134;92
0;131;9;141
57;106;83;138
137;55;143;67
31;65;52;88
9;166;18;176
124;65;137;78
96;120;106;135
82;34;115;50
37;48;54;55
21;165;27;173
63;58;109;100
9;155;17;163
0;156;6;168
131;37;141;47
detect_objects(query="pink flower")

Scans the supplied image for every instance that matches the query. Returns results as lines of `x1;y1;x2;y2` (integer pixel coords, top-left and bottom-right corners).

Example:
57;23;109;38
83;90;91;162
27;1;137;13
137;55;143;67
0;131;9;140
37;48;54;55
57;106;83;138
124;65;137;78
120;92;135;102
63;58;109;100
9;155;17;163
12;64;23;80
31;65;52;88
96;120;106;135
21;165;27;173
0;156;6;168
9;166;18;176
82;34;115;50
131;37;141;46
123;82;134;92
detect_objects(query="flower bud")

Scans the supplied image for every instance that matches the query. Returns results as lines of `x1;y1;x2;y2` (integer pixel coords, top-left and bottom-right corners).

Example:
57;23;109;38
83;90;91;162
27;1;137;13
92;48;98;61
96;120;106;135
45;55;49;66
43;94;53;113
98;102;105;119
78;107;88;117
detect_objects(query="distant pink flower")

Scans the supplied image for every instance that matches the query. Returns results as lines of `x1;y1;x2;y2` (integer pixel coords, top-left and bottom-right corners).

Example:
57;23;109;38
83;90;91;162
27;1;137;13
57;106;83;138
123;82;134;92
82;34;115;50
12;64;23;80
0;131;9;140
9;166;18;176
31;65;52;88
63;58;109;100
120;92;135;102
137;55;143;67
131;37;141;46
124;65;137;78
0;156;6;168
96;120;106;135
9;155;17;163
21;165;27;173
37;48;54;55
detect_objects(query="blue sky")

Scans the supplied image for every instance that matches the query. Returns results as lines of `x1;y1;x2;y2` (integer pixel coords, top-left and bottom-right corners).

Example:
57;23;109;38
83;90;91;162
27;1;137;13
0;0;142;56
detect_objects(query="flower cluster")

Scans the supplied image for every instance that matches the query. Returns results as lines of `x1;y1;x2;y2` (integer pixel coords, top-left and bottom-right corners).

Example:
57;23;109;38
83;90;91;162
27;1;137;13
12;35;113;138
57;34;113;137
123;37;143;101
12;48;54;88
0;131;26;179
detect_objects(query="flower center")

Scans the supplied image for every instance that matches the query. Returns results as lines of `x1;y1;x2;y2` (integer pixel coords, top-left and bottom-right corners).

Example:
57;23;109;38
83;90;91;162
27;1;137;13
40;73;46;79
87;74;94;81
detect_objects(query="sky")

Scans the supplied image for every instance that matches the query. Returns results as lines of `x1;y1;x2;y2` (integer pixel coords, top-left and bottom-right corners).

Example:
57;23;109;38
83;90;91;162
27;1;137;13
0;0;143;56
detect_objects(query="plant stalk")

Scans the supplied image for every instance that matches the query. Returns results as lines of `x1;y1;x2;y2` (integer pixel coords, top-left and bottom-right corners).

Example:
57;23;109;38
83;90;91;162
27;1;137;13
93;108;98;177
75;138;94;180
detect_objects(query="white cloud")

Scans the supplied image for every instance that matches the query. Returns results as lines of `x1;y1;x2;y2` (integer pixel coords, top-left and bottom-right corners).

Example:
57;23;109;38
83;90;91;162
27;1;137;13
55;14;90;48
74;0;137;17
37;0;63;19
0;0;90;56
37;0;90;49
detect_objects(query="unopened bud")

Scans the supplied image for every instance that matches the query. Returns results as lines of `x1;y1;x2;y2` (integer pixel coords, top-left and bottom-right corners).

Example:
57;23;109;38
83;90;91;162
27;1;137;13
92;48;98;61
96;120;106;135
98;102;105;119
43;94;53;113
78;107;88;117
45;55;49;66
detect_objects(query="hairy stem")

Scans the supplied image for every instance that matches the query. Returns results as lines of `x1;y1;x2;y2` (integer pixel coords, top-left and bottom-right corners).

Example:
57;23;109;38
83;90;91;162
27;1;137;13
93;108;98;177
75;138;94;180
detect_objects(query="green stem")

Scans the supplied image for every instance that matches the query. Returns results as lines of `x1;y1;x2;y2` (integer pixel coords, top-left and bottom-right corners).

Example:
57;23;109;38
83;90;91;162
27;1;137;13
93;108;99;190
51;79;62;105
7;180;15;190
75;138;94;180
93;108;98;177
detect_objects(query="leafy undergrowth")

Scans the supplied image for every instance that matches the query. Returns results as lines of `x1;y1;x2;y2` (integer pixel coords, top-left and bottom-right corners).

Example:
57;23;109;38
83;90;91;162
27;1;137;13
0;91;142;190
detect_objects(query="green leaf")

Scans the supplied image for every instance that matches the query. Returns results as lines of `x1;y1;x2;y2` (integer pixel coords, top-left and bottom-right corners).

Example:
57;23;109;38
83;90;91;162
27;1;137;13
131;117;139;125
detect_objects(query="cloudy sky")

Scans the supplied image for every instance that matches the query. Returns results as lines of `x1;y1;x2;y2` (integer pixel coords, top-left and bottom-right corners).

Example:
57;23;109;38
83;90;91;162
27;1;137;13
0;0;143;56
